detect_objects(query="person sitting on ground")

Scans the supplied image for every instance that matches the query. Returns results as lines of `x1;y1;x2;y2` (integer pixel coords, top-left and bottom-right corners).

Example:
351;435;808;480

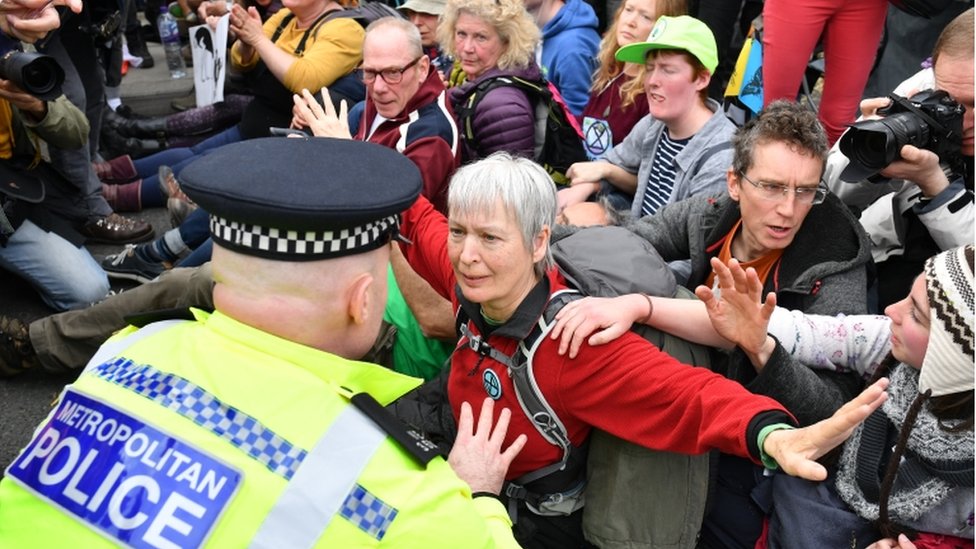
0;49;111;312
96;0;365;215
396;149;889;548
552;100;874;548
102;0;286;156
101;15;461;281
438;0;542;162
1;19;464;379
0;136;529;548
522;0;600;117
559;15;735;216
825;8;974;311
578;0;685;163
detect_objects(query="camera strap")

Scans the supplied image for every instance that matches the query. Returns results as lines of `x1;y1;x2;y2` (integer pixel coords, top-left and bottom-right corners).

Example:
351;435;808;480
888;93;957;140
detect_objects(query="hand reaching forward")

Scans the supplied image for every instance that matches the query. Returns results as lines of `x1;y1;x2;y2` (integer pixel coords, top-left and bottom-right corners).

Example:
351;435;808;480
448;398;527;495
291;87;351;139
695;257;777;361
763;377;888;481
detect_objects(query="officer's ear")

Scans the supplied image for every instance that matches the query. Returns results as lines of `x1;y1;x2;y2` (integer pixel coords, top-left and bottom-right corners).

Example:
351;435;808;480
347;272;375;326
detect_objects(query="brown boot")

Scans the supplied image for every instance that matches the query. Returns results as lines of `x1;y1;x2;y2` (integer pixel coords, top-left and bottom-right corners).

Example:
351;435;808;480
101;181;142;212
0;316;38;378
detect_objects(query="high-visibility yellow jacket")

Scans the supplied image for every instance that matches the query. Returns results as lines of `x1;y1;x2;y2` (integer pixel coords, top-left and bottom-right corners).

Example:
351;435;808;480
0;309;519;548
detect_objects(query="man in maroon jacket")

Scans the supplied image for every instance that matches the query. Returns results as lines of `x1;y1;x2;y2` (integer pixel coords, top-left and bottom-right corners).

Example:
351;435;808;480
293;16;459;213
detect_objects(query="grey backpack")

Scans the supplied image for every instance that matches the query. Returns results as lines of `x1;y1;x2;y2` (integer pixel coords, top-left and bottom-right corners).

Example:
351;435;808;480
463;225;713;548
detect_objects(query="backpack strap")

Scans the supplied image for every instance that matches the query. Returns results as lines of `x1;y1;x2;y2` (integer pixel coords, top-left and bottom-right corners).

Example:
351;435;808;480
270;8;343;55
453;290;588;515
510;289;580;464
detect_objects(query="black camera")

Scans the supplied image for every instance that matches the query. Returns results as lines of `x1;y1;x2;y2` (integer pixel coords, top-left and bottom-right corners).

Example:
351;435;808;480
0;51;65;102
839;90;964;182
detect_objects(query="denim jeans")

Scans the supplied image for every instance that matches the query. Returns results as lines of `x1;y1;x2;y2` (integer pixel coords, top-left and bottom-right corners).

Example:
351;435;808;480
0;220;110;311
134;126;243;208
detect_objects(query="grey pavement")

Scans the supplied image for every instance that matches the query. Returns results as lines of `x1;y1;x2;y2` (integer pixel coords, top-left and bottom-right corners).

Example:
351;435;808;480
0;42;190;472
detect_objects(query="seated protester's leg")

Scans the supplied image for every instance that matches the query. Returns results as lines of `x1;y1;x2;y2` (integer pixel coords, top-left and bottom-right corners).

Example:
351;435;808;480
176;238;212;268
133;126;244;208
29;263;215;374
0;220;109;311
178;207;211;248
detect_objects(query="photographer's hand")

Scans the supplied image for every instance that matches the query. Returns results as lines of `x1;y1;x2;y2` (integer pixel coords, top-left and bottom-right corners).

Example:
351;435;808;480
858;96;892;119
0;0;82;43
0;79;45;121
880;144;950;198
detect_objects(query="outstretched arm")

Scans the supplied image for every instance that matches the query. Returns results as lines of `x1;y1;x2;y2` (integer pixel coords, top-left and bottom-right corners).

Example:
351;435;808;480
762;377;889;480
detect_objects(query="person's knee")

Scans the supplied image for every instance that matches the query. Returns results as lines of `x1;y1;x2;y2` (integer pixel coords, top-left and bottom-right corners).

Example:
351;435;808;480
44;272;110;311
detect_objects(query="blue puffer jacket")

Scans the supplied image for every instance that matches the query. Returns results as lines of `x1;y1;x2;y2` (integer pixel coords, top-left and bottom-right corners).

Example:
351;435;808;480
539;0;600;117
449;63;542;163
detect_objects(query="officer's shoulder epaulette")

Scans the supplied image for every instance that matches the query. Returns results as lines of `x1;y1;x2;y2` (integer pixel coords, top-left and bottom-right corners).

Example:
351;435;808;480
350;392;445;467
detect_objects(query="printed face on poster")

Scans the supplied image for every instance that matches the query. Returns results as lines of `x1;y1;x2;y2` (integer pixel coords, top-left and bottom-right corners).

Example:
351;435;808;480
190;16;229;107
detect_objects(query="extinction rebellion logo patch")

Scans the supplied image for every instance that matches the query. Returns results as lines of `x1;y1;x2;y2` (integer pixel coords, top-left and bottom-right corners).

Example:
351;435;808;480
482;368;502;400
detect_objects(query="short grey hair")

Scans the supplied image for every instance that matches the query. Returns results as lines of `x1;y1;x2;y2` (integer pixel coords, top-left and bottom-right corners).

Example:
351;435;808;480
448;153;556;277
365;16;424;58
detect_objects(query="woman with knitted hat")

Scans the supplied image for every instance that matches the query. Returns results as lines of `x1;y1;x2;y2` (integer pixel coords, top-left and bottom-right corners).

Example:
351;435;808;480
694;246;974;549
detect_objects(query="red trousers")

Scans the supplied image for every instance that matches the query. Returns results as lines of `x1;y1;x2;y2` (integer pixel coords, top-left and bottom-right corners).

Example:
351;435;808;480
762;0;888;144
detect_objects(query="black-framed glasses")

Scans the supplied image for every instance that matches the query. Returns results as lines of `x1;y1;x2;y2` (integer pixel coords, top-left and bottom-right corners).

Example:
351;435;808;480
360;56;422;85
738;172;828;205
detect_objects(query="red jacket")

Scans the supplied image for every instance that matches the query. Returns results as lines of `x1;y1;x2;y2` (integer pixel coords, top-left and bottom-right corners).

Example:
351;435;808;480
400;196;793;479
356;68;459;214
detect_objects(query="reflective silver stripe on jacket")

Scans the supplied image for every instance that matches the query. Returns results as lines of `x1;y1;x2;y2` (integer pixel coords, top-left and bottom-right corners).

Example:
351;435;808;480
248;404;390;548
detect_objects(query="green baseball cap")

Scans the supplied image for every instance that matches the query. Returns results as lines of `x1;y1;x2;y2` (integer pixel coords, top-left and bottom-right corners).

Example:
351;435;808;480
615;15;718;73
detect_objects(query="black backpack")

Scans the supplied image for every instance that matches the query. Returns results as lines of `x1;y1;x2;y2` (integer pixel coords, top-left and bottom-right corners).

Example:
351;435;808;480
454;75;588;187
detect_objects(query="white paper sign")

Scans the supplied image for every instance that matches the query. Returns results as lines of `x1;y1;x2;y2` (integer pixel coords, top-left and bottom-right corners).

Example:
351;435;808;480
190;16;229;107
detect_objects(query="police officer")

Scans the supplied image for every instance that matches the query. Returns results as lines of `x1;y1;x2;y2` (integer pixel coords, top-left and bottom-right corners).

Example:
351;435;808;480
0;137;526;547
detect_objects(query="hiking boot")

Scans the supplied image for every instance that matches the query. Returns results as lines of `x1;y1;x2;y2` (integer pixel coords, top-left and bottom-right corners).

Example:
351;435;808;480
81;213;155;244
159;166;197;227
101;244;167;284
0;316;38;377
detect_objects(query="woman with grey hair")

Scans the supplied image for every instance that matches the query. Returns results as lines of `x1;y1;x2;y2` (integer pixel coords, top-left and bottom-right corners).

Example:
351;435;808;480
397;152;892;549
438;0;542;162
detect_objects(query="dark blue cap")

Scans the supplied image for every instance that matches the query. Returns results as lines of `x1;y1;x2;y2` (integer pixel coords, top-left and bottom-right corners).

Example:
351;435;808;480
179;137;422;261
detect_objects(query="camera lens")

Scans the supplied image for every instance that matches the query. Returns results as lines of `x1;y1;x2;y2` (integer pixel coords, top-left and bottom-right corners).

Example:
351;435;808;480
0;52;65;101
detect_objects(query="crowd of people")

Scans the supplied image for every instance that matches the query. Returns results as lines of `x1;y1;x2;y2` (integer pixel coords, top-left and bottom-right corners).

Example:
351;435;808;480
0;0;971;547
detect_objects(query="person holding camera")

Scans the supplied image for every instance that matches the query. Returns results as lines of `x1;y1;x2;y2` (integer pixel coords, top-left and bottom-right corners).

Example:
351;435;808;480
825;8;974;311
0;64;111;312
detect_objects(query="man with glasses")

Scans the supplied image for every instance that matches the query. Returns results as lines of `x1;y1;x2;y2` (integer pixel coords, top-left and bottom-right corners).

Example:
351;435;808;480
554;100;873;548
294;16;459;214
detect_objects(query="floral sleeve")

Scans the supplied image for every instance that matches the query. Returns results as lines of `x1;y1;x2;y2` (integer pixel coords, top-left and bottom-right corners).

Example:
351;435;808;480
767;308;892;379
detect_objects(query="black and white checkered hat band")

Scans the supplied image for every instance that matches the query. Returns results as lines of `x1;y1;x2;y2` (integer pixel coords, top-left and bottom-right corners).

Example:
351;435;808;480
210;214;400;261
